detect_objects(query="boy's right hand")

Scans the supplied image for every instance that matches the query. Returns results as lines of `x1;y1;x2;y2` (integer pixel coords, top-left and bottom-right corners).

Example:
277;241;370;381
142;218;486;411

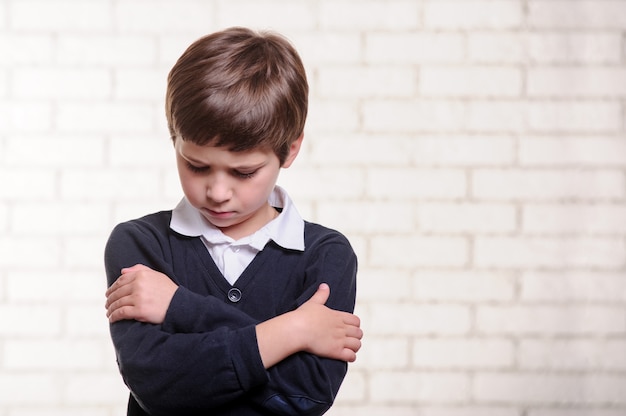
294;283;363;363
105;264;178;324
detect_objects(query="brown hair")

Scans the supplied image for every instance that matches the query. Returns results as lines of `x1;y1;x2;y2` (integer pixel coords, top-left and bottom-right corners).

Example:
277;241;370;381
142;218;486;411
165;27;308;165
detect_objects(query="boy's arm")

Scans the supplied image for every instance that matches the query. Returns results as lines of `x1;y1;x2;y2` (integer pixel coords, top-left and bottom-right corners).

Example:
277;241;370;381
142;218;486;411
106;219;360;416
106;267;362;366
105;220;271;415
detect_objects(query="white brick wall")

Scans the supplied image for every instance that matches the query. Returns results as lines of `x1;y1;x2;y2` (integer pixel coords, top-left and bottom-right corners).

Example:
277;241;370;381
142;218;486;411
1;0;625;414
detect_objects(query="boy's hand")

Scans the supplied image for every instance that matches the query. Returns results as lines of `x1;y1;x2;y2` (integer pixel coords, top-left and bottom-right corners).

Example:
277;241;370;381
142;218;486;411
295;283;363;363
105;264;178;324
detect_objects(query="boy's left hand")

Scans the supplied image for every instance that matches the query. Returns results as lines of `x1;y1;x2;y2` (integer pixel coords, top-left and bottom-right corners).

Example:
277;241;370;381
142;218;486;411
105;264;178;324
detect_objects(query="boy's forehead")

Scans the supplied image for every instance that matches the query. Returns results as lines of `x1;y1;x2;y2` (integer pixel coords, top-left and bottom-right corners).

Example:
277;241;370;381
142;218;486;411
176;139;275;161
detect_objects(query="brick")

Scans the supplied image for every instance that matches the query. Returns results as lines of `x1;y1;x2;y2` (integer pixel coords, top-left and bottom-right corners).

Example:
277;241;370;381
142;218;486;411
109;135;174;166
424;0;522;29
327;406;417;416
408;136;515;166
0;35;53;65
413;271;516;302
529;0;626;29
7;270;103;302
528;68;626;97
63;372;129;404
356;269;413;302
307;99;360;132
0;374;60;405
353;337;410;370
0;168;56;200
0;305;62;336
13;68;112;99
368;303;471;335
412;338;514;369
468;33;525;63
8;409;110;416
477;305;626;335
370;236;468;268
217;1;316;30
370;371;469;403
529;33;622;63
520;339;626;371
528;101;621;133
402;408;519;416
0;237;61;268
474;373;626;404
318;66;416;98
0;102;52;132
112;199;181;224
277;167;365;201
521;271;626;302
467;101;526;132
523;204;626;234
520;137;626;166
12;202;110;235
115;0;215;33
65;305;110;336
5;339;106;370
63;237;109;268
417;202;516;233
57;35;157;66
420;67;522;97
320;0;420;30
317;201;414;234
333;370;367;402
4;136;106;167
309;135;414;166
0;202;7;233
472;169;625;200
530;410;626;416
114;68;168;100
0;68;6;97
290;32;362;64
159;34;206;66
366;33;465;64
56;102;156;133
367;168;467;199
60;169;161;200
475;237;626;269
11;0;112;31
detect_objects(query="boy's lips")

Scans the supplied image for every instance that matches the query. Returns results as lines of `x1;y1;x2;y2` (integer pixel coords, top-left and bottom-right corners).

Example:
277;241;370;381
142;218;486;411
203;208;235;219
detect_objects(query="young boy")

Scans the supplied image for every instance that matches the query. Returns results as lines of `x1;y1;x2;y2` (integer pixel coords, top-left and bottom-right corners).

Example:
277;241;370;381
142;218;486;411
104;27;363;416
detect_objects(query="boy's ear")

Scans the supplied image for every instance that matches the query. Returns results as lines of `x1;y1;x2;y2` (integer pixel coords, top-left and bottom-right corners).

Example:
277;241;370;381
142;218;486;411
281;133;304;168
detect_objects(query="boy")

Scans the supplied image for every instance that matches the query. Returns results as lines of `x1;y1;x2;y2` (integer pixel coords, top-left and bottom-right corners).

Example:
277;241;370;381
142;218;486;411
104;27;363;416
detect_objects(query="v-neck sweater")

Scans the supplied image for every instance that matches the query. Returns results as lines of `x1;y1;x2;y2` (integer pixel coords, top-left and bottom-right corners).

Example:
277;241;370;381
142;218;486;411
104;210;357;416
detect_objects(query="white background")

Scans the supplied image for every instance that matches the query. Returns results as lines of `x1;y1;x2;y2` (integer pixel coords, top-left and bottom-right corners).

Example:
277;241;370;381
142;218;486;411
1;1;625;415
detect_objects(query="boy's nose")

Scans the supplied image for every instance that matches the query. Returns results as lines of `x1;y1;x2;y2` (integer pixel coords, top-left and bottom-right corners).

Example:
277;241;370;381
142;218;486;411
206;178;232;203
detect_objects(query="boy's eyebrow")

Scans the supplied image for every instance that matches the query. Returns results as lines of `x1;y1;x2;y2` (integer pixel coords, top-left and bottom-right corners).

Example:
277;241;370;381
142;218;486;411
179;151;205;165
180;149;267;170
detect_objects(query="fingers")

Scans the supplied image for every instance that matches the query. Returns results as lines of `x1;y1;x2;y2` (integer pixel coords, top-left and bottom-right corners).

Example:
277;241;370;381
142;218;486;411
308;283;330;305
121;263;149;274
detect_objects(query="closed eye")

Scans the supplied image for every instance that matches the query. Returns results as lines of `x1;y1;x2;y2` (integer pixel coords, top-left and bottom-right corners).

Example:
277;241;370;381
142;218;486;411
233;169;257;179
186;162;209;173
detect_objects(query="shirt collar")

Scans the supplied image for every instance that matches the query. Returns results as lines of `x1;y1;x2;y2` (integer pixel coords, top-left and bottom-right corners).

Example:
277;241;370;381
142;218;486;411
170;186;305;251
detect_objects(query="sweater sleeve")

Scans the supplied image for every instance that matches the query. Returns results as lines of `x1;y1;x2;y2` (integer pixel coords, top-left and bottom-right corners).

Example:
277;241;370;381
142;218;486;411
247;232;358;416
104;219;269;416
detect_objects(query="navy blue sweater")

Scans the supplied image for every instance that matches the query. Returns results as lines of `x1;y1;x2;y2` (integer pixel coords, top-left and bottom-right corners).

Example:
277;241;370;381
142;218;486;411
104;210;357;416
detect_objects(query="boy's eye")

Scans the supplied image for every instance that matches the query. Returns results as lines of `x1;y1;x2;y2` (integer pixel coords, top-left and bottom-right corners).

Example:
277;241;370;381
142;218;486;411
186;162;208;173
233;170;257;179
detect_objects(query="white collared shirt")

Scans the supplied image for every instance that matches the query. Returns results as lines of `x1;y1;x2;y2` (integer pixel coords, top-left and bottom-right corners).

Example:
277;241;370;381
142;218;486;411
170;186;305;285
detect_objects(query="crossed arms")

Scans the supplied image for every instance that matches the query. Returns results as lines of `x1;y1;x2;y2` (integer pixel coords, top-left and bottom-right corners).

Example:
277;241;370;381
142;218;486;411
104;216;362;415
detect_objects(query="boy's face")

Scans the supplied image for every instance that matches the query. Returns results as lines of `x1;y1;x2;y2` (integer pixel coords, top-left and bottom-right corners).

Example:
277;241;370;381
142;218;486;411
174;136;302;240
